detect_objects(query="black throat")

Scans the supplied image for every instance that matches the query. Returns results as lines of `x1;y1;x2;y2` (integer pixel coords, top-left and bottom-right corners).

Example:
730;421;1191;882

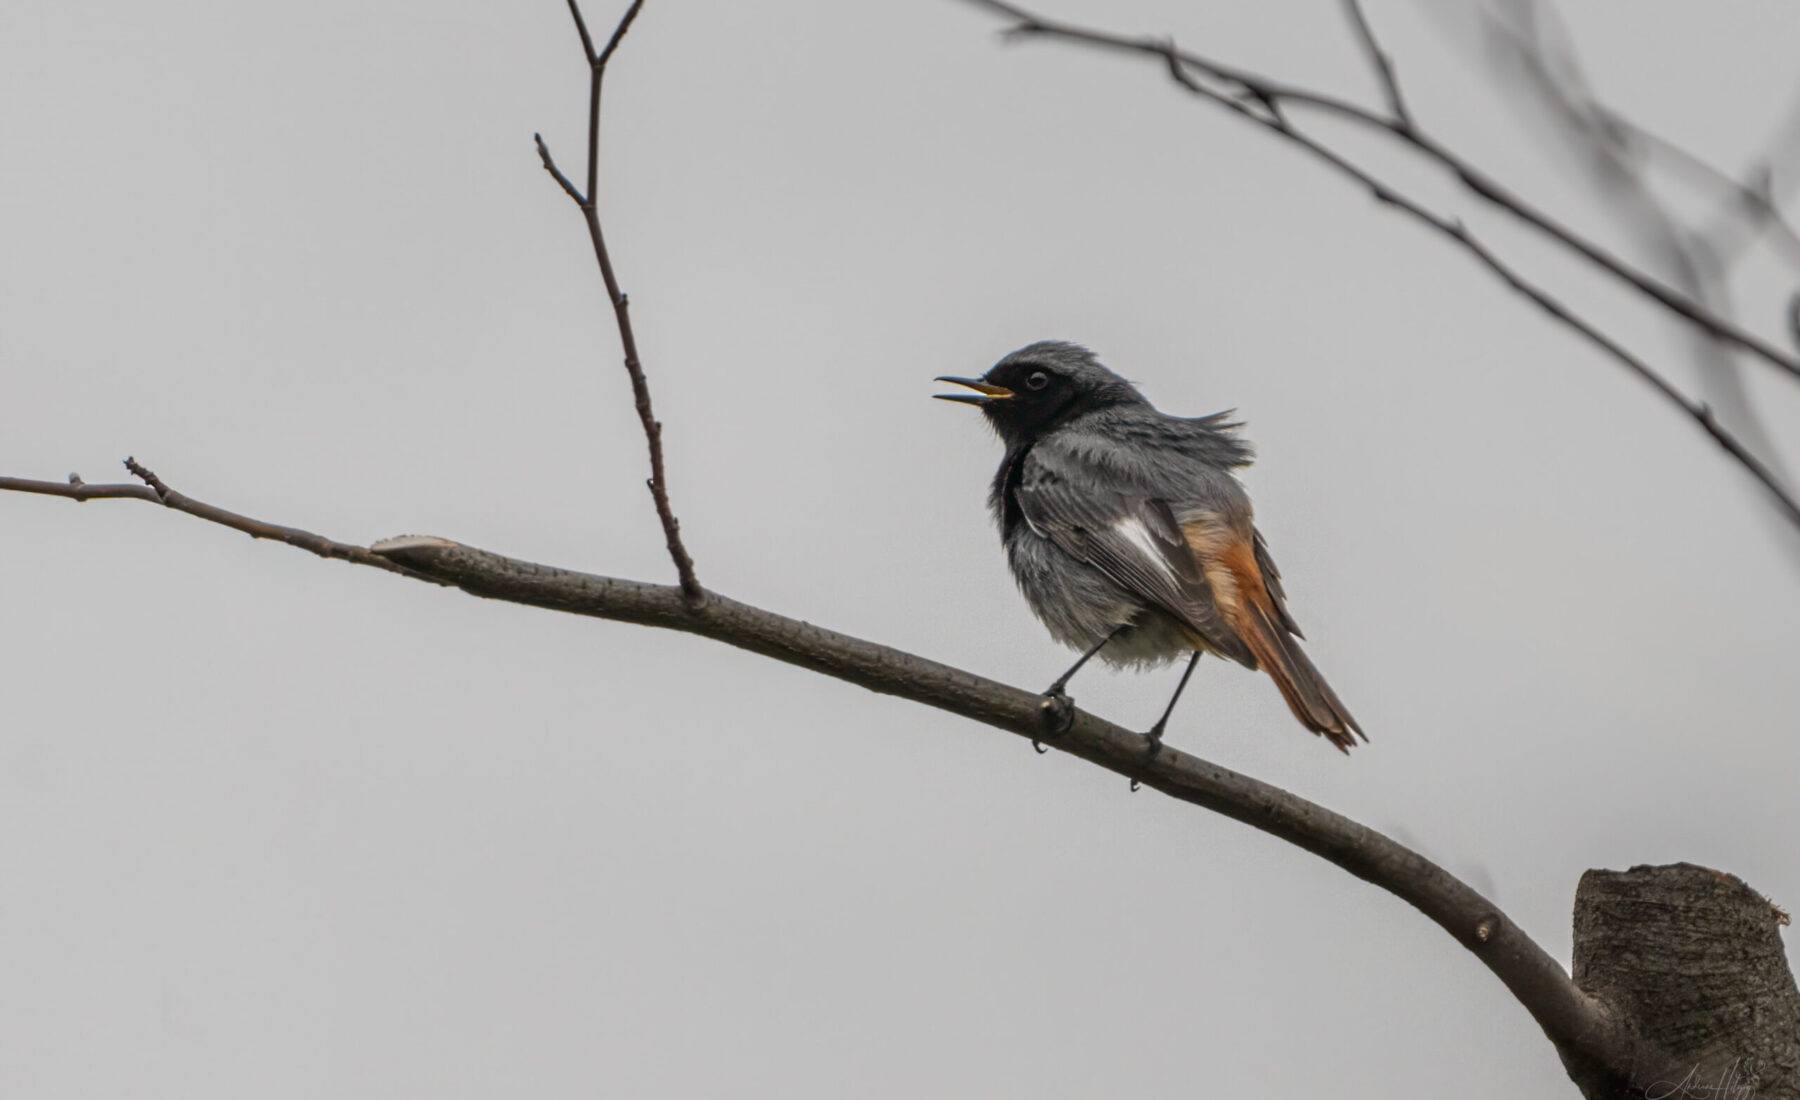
992;440;1034;540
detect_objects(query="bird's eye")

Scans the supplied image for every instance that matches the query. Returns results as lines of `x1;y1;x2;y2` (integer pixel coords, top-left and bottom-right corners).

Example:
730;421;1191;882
1026;371;1049;390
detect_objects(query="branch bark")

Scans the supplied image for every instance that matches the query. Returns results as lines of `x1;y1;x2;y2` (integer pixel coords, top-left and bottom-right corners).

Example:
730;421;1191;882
0;468;1674;1088
1570;864;1799;1099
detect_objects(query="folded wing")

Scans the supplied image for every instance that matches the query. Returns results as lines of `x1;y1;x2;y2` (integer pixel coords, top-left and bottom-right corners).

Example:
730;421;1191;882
1014;441;1256;667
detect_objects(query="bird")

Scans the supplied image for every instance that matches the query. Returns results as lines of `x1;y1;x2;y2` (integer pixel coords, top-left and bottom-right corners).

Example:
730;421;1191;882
934;341;1364;754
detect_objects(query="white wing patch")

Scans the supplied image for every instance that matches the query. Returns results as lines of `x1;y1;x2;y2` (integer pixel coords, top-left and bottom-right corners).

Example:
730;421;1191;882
1112;517;1177;582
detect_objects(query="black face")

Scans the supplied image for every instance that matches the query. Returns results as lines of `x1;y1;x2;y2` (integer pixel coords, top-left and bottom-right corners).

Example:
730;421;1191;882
933;360;1082;442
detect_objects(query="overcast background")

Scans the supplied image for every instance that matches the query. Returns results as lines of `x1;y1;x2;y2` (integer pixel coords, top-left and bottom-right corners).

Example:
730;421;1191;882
3;1;1798;1096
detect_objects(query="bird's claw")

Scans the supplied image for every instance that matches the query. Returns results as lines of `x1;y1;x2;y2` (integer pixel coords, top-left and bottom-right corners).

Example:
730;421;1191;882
1030;739;1048;754
1038;689;1076;736
1131;726;1167;792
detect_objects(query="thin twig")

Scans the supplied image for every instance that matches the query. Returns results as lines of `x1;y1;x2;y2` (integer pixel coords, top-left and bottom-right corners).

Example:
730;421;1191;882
962;0;1800;386
594;0;644;72
533;133;585;205
562;0;597;65
962;0;1800;534
1342;0;1412;131
0;467;1673;1087
1444;228;1800;530
1161;37;1800;530
1617;120;1800;274
1480;0;1800;559
1481;5;1800;277
539;0;702;602
0;475;160;503
1;463;445;583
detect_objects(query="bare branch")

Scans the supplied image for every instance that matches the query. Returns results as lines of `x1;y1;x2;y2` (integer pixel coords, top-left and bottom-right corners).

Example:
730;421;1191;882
1444;229;1800;531
540;0;702;603
962;0;1800;536
593;0;645;74
562;0;598;64
1479;0;1800;559
1481;0;1800;276
1614;120;1800;276
1;463;444;583
1342;0;1413;131
990;17;1800;534
533;132;585;205
0;468;1671;1086
963;0;1800;386
0;475;160;503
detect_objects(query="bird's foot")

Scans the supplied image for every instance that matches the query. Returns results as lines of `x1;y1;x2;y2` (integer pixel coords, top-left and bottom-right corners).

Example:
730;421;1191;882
1037;687;1077;744
1130;724;1167;792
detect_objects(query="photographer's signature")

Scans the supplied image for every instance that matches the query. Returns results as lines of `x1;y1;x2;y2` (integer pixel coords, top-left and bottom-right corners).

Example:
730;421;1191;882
1646;1059;1759;1100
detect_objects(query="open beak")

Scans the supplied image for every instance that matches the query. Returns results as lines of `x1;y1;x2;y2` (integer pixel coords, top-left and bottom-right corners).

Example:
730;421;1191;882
933;376;1014;406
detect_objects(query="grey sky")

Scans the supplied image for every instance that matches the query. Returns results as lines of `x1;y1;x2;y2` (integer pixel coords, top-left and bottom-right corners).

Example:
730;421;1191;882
3;1;1797;1096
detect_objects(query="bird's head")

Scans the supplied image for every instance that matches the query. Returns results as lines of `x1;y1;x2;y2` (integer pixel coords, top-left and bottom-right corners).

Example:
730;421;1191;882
935;341;1146;444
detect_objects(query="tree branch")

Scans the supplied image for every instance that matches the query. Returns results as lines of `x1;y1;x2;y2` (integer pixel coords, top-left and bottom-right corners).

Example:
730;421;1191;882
0;464;440;582
1480;1;1800;280
0;467;1673;1087
561;0;598;68
536;0;702;603
961;0;1800;538
1477;0;1800;565
1618;120;1800;276
962;0;1800;386
1342;0;1412;132
533;133;585;205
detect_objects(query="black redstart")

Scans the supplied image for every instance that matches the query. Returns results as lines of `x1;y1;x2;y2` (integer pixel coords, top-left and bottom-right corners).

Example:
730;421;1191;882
935;341;1364;752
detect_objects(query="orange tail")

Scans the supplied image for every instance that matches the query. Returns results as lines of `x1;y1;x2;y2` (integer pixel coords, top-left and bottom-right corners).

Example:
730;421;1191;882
1239;602;1364;752
1213;534;1365;752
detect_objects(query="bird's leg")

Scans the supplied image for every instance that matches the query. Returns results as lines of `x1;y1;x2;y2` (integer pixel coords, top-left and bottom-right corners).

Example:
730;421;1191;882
1044;627;1120;696
1146;650;1202;746
1142;649;1203;765
1036;624;1126;743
